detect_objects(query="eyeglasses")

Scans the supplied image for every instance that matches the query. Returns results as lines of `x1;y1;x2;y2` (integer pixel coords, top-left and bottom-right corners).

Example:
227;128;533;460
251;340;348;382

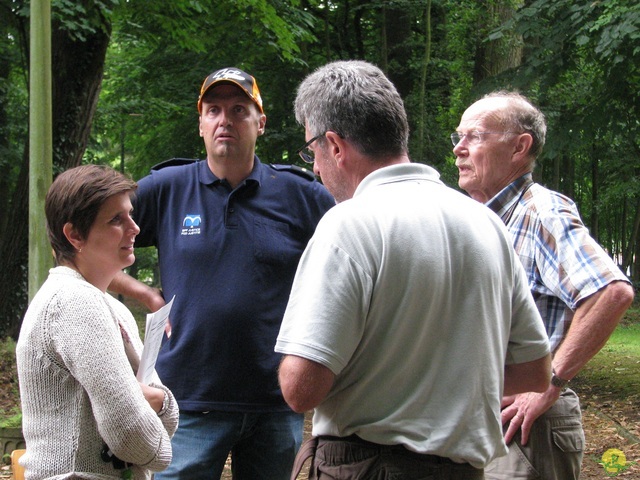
450;131;517;147
297;132;327;164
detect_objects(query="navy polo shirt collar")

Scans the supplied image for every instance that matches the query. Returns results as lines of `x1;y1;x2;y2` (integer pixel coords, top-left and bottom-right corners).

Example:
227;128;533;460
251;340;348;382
198;155;263;190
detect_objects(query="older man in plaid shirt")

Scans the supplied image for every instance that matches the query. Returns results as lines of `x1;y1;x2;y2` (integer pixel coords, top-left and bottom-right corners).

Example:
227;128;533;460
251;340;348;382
453;91;635;480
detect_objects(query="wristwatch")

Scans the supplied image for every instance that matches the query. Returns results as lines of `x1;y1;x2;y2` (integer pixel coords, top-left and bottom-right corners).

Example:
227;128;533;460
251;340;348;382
551;369;569;389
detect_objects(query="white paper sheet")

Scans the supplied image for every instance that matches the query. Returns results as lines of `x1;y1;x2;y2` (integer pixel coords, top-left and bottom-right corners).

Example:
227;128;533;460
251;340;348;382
137;295;175;384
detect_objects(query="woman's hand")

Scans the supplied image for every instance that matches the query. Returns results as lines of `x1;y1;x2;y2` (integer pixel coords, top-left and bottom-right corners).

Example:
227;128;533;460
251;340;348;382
139;382;166;413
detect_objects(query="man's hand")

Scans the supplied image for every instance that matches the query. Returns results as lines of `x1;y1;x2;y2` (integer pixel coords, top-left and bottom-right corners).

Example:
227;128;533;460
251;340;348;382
500;387;562;444
502;282;634;446
146;287;166;312
145;288;171;336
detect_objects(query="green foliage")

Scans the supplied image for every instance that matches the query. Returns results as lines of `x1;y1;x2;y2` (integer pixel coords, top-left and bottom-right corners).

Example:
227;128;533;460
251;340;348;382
604;324;640;356
486;0;640;263
1;0;639;336
0;409;22;428
129;247;159;287
51;0;118;40
0;337;20;426
87;0;325;177
575;306;640;400
231;0;313;63
0;337;16;358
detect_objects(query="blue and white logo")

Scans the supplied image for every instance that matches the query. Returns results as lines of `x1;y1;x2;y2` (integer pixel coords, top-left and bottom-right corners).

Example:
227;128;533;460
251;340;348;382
181;214;202;236
183;214;201;227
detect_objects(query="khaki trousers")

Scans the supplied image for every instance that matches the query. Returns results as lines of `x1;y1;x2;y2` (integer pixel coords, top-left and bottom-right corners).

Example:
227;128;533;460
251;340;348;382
293;434;484;480
484;389;584;480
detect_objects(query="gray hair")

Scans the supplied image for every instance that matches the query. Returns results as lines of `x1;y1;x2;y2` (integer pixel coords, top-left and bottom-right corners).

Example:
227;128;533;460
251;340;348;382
482;91;547;159
294;60;409;160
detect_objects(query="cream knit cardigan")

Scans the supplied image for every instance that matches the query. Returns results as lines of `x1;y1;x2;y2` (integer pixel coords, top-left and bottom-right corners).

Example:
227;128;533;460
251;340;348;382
17;266;178;479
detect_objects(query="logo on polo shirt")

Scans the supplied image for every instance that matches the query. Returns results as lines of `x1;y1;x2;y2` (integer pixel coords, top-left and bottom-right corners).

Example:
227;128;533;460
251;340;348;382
181;214;201;236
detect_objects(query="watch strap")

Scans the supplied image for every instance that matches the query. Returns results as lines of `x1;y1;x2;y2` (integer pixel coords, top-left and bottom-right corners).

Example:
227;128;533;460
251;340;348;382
551;369;569;389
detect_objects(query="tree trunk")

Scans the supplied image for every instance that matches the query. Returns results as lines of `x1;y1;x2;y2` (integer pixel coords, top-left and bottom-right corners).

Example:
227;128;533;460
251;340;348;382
0;6;112;338
379;7;387;72
383;5;412;97
590;143;599;242
473;0;524;84
551;153;560;191
0;46;12;245
0;148;30;338
634;228;640;283
417;2;432;159
622;196;640;276
51;14;111;170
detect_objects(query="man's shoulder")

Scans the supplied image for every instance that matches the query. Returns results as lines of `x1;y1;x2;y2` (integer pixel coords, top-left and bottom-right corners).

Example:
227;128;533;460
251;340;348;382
527;183;578;215
150;157;200;172
141;158;202;188
262;162;334;210
267;163;317;182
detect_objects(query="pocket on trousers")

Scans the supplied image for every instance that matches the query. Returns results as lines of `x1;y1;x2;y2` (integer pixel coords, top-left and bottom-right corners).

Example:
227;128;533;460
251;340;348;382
551;424;585;453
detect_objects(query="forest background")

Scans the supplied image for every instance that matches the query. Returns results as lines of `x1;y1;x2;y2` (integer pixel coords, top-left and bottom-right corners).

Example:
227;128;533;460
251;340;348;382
1;0;639;338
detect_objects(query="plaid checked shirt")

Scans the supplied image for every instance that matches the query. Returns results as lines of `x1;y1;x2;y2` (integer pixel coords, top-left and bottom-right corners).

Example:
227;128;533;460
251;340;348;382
487;173;629;352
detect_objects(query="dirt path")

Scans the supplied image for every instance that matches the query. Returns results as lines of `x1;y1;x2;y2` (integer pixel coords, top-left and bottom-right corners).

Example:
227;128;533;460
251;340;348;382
580;405;639;478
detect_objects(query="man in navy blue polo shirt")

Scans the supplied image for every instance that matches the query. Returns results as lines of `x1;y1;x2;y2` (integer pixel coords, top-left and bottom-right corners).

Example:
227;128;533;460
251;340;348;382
110;67;335;479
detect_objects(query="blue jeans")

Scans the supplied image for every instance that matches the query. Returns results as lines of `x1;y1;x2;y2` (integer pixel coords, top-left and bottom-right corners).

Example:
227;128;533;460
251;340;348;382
156;410;303;480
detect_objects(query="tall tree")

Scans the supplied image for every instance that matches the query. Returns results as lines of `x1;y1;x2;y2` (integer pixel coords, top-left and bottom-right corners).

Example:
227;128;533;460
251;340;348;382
4;0;636;337
474;0;523;83
491;0;640;279
90;0;315;177
29;0;53;302
0;0;116;338
416;1;432;158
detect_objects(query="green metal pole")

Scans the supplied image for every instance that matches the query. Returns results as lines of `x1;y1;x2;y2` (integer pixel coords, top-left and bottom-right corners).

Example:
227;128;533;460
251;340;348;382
28;0;53;301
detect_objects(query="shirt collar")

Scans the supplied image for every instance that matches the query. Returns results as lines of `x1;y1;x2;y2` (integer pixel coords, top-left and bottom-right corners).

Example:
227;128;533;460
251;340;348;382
354;162;442;197
199;155;262;189
486;173;533;217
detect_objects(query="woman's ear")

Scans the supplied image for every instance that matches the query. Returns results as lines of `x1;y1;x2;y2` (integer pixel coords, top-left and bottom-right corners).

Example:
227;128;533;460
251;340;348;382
63;223;83;252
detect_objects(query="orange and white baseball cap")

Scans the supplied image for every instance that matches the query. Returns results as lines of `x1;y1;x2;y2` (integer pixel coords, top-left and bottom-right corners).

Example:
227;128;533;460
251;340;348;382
197;67;263;114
